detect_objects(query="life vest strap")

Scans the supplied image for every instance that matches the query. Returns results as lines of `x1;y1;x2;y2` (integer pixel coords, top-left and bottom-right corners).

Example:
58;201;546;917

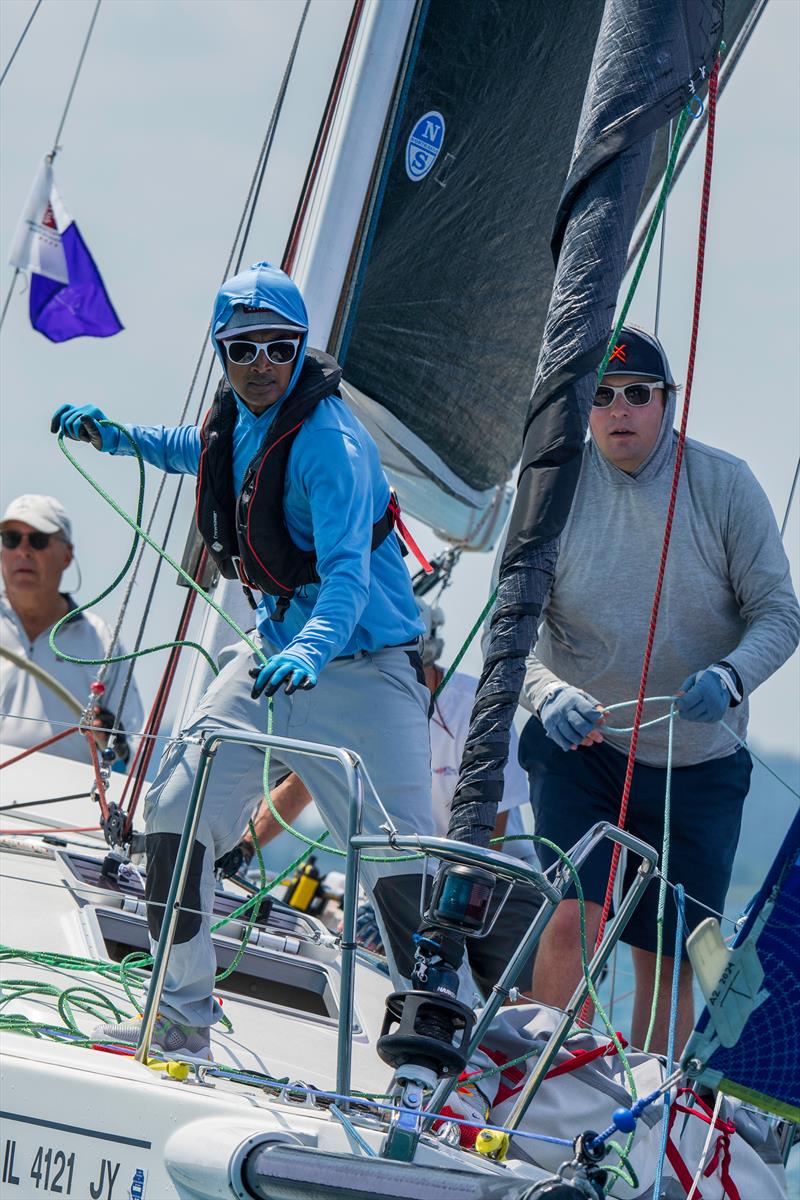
387;492;433;574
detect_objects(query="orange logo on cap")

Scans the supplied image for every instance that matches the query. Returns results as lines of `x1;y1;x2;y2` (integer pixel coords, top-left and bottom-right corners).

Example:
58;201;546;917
609;343;626;364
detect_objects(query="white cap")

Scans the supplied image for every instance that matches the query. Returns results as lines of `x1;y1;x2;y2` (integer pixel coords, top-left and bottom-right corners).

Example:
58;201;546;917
1;495;72;542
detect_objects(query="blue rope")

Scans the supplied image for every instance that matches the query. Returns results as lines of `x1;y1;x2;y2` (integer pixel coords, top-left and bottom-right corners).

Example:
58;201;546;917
9;1026;574;1149
602;694;676;734
205;1070;575;1147
643;703;676;1054
598;700;799;801
652;885;687;1198
589;889;687;1155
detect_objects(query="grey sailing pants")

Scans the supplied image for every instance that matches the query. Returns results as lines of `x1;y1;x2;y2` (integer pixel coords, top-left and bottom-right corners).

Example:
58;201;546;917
143;639;434;1026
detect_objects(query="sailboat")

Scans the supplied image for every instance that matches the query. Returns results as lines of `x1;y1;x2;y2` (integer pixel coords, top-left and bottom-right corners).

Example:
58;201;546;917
1;1;796;1197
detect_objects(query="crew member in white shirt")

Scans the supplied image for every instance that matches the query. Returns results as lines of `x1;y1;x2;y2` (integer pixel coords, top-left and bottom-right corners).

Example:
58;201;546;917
0;494;143;766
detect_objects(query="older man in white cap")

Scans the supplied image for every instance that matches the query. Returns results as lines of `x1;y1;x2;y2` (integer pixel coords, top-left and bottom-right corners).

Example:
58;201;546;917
0;494;143;765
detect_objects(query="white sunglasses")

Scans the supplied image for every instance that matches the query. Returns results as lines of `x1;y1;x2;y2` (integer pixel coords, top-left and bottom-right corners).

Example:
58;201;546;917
593;380;664;408
224;338;299;367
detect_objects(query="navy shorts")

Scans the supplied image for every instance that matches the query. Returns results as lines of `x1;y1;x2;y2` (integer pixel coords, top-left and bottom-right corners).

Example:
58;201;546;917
467;883;540;999
518;717;752;956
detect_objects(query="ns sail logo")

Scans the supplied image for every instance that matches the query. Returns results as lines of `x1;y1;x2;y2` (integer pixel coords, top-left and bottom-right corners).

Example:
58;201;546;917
405;111;445;182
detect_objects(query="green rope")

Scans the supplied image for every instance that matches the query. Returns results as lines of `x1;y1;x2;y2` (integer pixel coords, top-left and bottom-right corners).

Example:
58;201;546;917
259;694;422;864
596;109;689;384
57;984;125;1033
211;832;323;982
434;587;497;700
51;424;269;675
55;423;422;867
603;1142;639;1191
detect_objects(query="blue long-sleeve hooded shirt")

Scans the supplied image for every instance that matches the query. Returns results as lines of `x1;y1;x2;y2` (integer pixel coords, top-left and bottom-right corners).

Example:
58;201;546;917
108;262;423;673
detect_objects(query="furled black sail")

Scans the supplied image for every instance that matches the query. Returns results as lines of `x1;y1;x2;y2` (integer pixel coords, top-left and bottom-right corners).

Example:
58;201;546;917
446;0;724;849
338;0;758;548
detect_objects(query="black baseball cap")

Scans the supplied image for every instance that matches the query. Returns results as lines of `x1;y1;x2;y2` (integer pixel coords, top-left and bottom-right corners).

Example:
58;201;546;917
603;326;674;385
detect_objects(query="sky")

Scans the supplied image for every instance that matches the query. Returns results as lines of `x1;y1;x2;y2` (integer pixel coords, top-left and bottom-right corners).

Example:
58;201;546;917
0;0;798;789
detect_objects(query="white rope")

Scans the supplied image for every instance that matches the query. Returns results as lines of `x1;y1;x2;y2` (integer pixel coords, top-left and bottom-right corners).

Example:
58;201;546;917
685;1089;724;1200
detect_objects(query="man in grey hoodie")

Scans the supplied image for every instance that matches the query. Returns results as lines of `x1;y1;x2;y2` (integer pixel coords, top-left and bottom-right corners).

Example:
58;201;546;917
519;327;800;1053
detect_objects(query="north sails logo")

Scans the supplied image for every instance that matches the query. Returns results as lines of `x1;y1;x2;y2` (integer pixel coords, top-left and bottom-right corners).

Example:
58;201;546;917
609;343;626;364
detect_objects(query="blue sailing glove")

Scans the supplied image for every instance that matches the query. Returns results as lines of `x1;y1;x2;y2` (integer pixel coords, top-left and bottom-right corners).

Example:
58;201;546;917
540;685;605;751
676;665;739;723
249;653;318;699
50;403;117;451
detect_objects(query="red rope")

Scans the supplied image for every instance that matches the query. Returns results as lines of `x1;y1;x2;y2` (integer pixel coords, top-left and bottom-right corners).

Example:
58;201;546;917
585;61;721;1014
0;824;100;836
0;725;80;769
120;575;201;839
84;728;111;823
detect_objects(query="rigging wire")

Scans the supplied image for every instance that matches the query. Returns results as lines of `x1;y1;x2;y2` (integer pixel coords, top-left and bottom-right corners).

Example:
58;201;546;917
0;270;21;335
49;0;102;160
779;457;799;539
653;118;673;337
233;0;311;273
0;794;90;814
110;0;312;740
0;0;42;88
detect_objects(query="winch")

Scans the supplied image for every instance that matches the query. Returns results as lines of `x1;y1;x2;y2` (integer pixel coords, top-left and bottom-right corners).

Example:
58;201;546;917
378;861;503;1162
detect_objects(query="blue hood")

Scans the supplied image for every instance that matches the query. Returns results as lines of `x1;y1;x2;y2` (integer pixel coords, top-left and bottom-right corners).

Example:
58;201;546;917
211;262;309;404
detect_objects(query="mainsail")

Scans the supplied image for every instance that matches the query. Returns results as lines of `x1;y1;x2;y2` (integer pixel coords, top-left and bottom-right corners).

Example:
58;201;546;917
336;0;760;549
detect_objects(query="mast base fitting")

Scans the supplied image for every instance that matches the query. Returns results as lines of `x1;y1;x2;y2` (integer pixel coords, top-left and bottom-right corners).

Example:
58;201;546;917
377;989;475;1076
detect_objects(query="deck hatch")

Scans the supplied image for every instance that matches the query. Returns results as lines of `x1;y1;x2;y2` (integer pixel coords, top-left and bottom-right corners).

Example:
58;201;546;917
87;905;339;1021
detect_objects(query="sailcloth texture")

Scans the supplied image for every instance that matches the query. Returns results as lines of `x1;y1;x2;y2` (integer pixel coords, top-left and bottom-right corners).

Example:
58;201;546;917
8;159;122;342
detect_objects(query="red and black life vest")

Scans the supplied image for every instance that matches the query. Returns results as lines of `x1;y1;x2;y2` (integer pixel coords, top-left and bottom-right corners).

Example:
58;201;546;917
194;349;396;619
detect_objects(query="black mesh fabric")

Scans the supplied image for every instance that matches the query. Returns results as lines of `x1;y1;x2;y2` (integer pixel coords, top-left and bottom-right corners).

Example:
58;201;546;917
342;0;606;492
342;0;754;502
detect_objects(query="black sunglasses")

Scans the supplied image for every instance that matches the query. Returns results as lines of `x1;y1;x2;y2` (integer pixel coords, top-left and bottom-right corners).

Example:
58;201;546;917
224;338;299;366
1;530;63;551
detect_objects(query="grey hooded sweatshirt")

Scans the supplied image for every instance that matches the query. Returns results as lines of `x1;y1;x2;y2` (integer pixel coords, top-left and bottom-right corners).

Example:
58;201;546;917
521;391;800;767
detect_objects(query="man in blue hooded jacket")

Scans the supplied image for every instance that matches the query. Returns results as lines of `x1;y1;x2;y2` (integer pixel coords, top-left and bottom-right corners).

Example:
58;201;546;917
52;262;434;1057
